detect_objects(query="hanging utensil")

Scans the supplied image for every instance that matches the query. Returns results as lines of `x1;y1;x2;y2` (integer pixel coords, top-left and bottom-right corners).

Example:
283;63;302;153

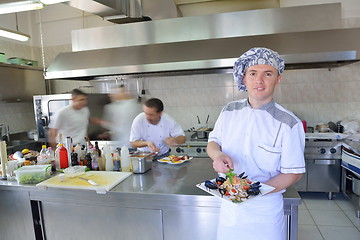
206;115;210;125
197;116;201;125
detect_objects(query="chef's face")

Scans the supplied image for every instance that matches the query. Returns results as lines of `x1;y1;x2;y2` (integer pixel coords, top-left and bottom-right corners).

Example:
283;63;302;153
71;94;88;110
143;105;162;125
243;64;281;108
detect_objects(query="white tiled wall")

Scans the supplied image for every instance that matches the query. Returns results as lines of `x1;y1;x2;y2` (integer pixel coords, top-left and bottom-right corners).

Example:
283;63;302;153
92;61;359;131
0;102;36;134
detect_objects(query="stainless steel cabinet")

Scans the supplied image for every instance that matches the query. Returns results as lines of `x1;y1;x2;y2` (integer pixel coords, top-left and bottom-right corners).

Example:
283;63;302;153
0;189;35;240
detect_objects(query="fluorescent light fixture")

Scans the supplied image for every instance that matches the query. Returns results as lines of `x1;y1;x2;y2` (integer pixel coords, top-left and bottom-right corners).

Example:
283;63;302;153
0;27;30;41
41;0;69;4
0;1;44;15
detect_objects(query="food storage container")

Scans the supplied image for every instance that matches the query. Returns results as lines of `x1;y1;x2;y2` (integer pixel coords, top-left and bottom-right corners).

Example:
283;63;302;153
130;151;156;174
63;166;87;178
14;164;51;184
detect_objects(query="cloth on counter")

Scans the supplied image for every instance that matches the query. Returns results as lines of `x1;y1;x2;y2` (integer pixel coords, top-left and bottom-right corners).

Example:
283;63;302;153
233;47;285;91
130;112;185;155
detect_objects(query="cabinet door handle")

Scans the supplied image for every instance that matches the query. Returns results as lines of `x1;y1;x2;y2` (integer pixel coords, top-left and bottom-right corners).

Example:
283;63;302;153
314;159;336;165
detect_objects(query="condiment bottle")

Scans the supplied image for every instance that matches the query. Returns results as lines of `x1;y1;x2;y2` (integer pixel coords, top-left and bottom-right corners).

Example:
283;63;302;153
46;147;56;171
103;143;113;171
56;144;69;169
120;146;131;172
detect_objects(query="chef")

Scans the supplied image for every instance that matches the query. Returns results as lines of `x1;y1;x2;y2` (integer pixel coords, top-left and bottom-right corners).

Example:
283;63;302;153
130;98;186;158
207;47;305;240
49;89;90;147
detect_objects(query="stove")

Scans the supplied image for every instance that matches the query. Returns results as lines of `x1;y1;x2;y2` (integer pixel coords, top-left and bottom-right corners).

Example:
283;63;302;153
169;141;208;158
294;133;343;199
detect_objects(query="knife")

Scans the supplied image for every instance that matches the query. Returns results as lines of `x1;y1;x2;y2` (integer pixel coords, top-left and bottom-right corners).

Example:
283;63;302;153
79;177;99;186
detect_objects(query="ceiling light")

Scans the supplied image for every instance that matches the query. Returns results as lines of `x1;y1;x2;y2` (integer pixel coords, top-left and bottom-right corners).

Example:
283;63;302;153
0;27;30;41
41;0;69;5
0;1;44;15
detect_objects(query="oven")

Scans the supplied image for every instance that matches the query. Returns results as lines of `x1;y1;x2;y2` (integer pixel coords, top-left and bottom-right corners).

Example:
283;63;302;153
33;94;111;142
294;134;342;200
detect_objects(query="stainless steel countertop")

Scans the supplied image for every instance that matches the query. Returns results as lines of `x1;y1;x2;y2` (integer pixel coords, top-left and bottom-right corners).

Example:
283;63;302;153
342;140;360;155
0;158;301;204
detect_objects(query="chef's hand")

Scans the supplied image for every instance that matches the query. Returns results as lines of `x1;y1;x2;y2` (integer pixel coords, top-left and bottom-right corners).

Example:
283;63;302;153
164;137;177;147
212;152;234;173
146;141;160;152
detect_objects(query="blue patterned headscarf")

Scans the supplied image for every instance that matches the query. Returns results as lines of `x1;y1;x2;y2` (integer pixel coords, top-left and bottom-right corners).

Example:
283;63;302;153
233;47;285;91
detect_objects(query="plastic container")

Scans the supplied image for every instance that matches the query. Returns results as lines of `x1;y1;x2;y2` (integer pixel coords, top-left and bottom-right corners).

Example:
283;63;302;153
63;166;86;178
14;164;51;184
55;144;69;169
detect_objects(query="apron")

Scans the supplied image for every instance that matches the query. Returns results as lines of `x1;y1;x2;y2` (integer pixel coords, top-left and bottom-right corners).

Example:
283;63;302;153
216;193;286;240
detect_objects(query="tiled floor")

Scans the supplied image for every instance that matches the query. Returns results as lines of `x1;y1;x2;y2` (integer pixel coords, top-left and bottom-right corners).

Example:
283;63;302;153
298;192;360;240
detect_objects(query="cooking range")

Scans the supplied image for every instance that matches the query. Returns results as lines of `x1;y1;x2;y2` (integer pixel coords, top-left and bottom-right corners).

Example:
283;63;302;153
169;132;209;158
294;133;342;200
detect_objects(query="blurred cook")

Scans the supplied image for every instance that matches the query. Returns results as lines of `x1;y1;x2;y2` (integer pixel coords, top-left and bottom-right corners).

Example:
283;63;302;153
49;89;90;147
207;47;305;240
130;98;186;158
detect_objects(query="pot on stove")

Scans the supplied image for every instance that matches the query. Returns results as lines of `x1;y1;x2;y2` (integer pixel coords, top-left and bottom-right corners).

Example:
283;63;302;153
196;128;213;139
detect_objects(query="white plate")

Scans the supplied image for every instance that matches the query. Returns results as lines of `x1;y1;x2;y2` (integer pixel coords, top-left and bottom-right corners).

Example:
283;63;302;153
157;156;193;164
196;178;275;205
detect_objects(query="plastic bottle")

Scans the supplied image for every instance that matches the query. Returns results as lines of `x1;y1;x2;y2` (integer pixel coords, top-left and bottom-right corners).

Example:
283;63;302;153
56;144;69;169
91;148;99;171
103;143;113;171
37;145;48;164
120;146;131;172
46;147;56;171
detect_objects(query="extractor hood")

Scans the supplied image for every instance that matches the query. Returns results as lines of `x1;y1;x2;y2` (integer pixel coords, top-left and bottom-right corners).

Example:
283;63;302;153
45;3;360;80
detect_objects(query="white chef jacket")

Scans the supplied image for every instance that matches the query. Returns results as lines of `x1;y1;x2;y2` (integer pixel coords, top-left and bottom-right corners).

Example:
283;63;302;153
209;99;305;240
130;112;185;155
50;105;90;145
103;98;142;148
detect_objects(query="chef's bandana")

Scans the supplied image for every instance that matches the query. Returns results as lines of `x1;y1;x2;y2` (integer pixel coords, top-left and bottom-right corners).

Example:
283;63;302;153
233;47;285;91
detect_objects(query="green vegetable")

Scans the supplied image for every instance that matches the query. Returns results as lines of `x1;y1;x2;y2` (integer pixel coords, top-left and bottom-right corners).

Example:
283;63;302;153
225;169;236;184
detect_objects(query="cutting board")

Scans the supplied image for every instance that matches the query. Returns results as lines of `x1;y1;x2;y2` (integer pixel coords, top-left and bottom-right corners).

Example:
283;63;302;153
36;171;132;194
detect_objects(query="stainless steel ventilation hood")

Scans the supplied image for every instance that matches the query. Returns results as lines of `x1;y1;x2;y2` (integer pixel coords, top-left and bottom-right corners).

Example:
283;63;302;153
45;3;360;80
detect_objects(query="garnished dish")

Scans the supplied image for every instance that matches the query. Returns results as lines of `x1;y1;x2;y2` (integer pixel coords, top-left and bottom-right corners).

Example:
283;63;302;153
197;169;275;204
157;155;193;164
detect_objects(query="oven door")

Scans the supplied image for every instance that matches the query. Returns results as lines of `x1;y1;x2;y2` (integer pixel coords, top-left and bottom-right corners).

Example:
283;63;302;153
307;157;341;192
33;94;72;141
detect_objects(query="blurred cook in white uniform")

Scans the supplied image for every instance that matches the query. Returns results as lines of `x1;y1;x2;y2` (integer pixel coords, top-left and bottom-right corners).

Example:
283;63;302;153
207;47;306;240
101;85;142;148
130;98;186;158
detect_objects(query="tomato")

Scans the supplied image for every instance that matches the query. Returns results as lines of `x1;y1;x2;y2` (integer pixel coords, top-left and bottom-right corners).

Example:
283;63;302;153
243;185;250;190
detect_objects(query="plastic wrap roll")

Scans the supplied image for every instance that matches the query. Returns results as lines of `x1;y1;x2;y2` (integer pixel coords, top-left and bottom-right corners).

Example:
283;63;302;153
0;141;8;179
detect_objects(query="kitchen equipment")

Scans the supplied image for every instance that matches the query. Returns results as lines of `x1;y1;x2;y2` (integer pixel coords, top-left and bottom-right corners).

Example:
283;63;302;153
341;146;360;217
36;171;132;194
170;140;208;158
294;133;342;200
195;128;213;139
316;123;330;132
130;151;155;173
352;175;360;196
33;93;115;141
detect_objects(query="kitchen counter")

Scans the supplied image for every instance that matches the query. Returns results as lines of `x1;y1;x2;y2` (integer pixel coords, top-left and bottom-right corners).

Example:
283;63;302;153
0;158;301;240
342;139;360;155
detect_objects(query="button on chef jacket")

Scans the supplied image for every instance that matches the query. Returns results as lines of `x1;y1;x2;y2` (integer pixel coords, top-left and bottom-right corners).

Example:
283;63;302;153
130;112;185;155
208;99;305;240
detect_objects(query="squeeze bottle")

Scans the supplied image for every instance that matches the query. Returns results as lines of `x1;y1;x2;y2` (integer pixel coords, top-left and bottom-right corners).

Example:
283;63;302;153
57;144;69;169
103;143;113;171
120;146;131;172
